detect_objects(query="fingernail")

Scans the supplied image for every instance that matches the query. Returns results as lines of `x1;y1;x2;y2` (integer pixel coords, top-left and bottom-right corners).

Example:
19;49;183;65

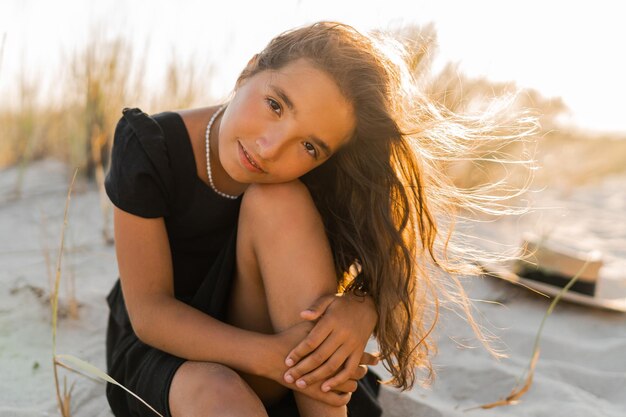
296;380;307;388
322;385;330;392
284;373;294;383
285;358;294;367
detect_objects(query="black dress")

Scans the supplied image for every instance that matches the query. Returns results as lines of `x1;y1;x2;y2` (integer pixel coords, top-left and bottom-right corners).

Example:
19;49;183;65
104;108;382;417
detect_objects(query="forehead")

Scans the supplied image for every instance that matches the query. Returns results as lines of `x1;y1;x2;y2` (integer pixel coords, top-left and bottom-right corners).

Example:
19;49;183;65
259;59;355;150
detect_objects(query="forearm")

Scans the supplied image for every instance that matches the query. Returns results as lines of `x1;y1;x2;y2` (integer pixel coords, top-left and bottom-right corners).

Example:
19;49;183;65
112;209;288;383
131;294;273;377
295;392;347;417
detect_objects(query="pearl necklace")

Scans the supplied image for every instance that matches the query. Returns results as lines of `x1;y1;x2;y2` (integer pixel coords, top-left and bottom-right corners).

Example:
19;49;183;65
205;105;239;200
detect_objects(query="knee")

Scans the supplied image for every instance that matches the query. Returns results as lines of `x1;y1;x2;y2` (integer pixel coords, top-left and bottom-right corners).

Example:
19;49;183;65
242;181;312;212
201;364;251;400
240;181;319;227
170;362;267;417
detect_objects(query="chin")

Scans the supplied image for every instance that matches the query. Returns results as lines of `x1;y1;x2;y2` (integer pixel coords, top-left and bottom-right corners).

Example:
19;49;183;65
228;161;257;184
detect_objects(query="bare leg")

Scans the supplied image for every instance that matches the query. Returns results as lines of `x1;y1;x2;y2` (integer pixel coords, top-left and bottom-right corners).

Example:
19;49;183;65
229;181;347;417
169;361;268;417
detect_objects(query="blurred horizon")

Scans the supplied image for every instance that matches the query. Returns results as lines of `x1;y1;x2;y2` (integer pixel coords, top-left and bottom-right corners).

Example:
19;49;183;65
2;0;626;134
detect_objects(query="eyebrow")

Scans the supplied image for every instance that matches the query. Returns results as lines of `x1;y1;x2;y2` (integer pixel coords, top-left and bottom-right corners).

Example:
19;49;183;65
269;84;333;158
270;85;295;113
308;135;332;158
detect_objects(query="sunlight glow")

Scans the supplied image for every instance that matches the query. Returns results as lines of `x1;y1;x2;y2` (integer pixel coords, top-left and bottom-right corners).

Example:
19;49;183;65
1;0;624;133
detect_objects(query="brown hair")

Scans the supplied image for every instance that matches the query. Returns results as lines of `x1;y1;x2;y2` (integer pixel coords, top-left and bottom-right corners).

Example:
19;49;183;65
237;21;536;389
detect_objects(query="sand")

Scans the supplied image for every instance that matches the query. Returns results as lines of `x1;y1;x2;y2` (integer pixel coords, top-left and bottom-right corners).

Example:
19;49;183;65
1;159;625;417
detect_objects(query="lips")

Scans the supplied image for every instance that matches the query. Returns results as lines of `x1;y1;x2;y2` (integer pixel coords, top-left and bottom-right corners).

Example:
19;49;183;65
238;141;266;173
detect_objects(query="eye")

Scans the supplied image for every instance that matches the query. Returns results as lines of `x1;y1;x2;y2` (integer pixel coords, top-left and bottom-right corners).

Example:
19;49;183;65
303;141;318;159
266;97;282;116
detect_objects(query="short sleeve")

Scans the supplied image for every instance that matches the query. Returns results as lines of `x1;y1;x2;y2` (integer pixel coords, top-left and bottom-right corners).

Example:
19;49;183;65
105;108;174;218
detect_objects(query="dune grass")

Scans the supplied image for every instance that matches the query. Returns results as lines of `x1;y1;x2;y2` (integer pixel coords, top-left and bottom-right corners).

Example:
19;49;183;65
1;31;214;241
50;168;163;417
2;25;624;189
50;169;77;416
1;31;214;173
471;260;592;410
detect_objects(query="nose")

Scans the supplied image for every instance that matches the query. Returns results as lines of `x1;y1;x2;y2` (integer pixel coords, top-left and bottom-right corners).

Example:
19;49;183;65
255;133;285;161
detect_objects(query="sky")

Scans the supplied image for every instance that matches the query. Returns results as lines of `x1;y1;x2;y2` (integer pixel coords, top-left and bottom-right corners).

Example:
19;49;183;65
1;0;625;134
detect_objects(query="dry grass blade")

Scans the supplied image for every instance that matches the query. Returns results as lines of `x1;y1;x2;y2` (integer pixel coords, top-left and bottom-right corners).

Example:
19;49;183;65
60;376;75;417
49;169;163;416
470;260;591;410
51;169;78;417
55;355;164;417
471;349;540;410
55;358;103;384
40;210;55;305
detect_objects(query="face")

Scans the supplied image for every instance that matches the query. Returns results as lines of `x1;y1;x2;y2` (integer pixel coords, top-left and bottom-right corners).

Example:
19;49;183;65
216;58;355;185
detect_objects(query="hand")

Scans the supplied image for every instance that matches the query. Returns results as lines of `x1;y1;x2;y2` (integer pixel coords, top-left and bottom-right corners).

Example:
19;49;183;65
268;321;357;407
283;292;378;392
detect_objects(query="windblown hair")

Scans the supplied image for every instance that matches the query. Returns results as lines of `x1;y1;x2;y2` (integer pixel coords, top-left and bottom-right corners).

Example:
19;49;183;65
237;21;537;390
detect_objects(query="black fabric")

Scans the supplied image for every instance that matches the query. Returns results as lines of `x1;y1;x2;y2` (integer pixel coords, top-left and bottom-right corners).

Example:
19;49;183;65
105;108;174;218
104;108;382;417
105;108;242;301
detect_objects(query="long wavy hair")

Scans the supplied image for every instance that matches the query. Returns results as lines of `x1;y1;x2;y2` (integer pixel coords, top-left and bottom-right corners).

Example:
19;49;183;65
236;21;536;390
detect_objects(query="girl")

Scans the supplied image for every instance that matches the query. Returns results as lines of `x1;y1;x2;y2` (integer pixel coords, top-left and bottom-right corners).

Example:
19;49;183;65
105;21;533;417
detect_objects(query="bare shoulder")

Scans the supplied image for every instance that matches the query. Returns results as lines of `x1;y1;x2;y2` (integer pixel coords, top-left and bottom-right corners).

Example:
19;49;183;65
177;106;216;135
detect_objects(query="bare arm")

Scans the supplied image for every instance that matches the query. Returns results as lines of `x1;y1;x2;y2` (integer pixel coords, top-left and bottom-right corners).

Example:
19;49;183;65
285;293;379;391
114;207;284;377
113;207;356;406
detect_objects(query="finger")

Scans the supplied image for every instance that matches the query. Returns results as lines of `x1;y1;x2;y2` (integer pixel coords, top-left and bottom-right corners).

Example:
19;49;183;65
284;336;340;383
300;293;337;321
349;364;368;381
333;379;358;394
285;321;332;367
294;345;352;388
321;354;362;392
360;351;380;366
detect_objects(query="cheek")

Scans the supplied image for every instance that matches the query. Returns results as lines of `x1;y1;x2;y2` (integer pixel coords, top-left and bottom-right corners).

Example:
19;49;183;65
221;111;248;141
228;100;265;136
232;85;265;115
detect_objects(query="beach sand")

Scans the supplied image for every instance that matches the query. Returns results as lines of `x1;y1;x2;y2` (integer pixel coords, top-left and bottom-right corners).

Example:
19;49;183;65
1;159;625;416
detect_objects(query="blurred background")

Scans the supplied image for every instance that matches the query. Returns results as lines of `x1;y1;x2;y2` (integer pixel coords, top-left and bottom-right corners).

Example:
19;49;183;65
2;0;625;260
2;0;625;177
